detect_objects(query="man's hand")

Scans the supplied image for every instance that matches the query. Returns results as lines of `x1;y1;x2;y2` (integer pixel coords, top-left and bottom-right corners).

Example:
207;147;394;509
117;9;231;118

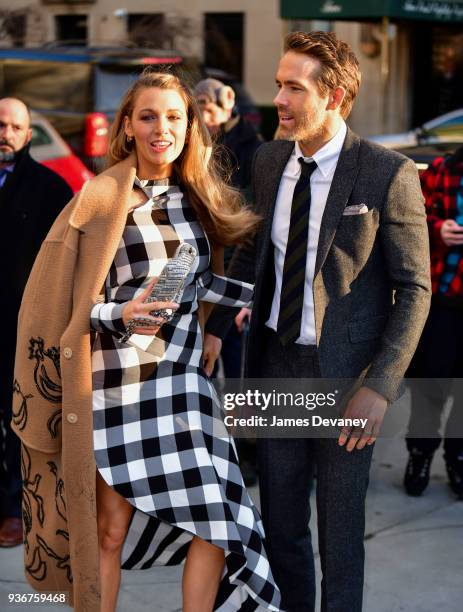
337;387;388;452
440;219;463;246
235;307;252;332
203;333;222;377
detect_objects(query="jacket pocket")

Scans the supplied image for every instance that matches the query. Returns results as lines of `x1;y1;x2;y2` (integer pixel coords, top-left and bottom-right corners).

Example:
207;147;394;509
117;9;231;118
348;315;388;343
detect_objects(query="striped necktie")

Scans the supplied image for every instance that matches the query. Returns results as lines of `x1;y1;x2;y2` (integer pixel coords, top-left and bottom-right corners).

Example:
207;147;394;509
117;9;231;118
277;158;317;345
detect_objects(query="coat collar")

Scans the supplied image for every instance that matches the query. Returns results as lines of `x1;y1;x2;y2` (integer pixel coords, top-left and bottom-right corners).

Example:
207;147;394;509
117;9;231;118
69;153;137;231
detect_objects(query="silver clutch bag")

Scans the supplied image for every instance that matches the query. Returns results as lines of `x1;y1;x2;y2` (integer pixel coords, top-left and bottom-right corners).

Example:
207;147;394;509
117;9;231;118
120;242;197;343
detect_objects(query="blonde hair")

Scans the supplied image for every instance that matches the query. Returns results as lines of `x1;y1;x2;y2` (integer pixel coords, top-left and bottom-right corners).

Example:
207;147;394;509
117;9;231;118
107;70;260;246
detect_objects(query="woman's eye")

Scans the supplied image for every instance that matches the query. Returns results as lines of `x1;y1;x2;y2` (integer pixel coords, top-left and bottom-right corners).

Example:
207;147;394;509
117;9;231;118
169;115;181;121
140;114;155;121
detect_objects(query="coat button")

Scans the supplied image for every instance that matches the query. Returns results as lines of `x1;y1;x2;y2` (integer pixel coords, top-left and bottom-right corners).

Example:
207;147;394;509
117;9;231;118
67;413;78;424
63;347;73;359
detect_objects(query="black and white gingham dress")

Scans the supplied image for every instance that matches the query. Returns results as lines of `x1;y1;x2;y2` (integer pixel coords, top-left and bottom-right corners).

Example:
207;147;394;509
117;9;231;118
90;179;280;611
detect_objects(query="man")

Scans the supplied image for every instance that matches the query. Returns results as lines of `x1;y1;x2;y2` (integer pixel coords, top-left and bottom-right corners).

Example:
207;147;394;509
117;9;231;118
194;77;262;198
0;98;72;547
204;32;431;611
195;78;263;485
404;145;463;499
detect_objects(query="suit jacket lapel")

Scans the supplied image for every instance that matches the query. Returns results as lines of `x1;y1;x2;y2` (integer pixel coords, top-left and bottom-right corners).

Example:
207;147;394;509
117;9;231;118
314;128;360;279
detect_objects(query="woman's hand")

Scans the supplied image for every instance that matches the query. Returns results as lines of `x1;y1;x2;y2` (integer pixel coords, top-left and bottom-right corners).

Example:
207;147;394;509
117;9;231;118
122;278;179;336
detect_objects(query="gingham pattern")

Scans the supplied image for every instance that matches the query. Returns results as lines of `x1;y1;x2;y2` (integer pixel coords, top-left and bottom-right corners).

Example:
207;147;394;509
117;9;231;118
90;181;280;611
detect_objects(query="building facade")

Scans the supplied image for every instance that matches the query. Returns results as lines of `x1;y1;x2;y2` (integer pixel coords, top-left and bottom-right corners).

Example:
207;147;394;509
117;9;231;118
0;0;451;137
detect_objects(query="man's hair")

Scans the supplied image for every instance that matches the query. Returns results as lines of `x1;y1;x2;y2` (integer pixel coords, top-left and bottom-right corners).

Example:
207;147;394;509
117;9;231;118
284;31;361;119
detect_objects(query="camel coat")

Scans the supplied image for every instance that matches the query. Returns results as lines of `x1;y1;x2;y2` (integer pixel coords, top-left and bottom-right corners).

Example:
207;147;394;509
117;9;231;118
11;153;224;610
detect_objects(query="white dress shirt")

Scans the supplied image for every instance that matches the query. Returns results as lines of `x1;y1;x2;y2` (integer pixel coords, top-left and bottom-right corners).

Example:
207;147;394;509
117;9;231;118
266;121;347;344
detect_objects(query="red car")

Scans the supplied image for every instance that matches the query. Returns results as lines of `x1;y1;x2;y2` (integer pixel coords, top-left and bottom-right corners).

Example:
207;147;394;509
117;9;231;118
29;111;93;192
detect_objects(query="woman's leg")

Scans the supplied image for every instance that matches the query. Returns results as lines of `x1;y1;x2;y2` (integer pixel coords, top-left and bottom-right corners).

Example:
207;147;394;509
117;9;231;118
182;536;225;612
96;471;133;612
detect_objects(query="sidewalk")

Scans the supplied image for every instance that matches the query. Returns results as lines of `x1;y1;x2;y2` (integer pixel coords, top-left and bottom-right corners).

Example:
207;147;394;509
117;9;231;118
1;392;462;611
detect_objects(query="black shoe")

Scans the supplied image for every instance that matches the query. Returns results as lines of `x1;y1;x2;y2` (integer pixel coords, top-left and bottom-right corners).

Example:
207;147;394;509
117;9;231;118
445;452;463;500
404;449;433;496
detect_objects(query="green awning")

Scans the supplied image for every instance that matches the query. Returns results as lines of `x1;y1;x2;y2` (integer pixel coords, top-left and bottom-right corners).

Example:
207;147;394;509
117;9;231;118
281;0;463;22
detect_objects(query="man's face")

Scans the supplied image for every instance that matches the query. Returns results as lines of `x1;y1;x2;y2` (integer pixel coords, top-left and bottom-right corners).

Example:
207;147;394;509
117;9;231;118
274;51;332;144
196;98;231;135
0;99;32;158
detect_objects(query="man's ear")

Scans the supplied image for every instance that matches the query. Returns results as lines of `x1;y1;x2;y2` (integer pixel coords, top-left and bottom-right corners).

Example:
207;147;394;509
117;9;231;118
327;86;346;112
25;128;32;145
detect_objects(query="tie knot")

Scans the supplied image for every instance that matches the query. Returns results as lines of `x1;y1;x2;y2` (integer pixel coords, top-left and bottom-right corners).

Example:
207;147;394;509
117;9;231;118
298;158;317;179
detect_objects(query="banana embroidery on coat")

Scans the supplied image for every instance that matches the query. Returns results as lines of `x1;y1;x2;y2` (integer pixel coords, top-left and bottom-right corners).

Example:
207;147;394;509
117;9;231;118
27;337;63;439
12;379;33;430
22;446;73;584
47;461;67;522
28;337;62;404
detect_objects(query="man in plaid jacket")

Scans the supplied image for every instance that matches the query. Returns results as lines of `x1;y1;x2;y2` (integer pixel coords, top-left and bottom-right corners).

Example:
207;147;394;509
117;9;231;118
405;146;463;499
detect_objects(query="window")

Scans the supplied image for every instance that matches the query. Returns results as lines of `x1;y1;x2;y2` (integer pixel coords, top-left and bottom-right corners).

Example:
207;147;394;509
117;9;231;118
204;13;244;81
55;14;88;45
31;124;53;147
128;14;165;48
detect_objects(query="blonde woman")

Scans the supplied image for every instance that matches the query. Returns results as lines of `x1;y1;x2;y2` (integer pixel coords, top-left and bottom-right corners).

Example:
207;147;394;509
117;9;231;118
12;71;280;611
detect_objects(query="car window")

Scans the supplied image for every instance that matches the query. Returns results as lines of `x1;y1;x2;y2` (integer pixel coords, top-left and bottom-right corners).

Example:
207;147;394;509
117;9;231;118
94;66;140;113
433;115;463;128
31;124;53;146
425;114;463;140
2;61;91;113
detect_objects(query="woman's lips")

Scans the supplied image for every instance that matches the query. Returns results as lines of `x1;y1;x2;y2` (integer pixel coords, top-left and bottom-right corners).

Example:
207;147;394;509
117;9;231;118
150;141;172;153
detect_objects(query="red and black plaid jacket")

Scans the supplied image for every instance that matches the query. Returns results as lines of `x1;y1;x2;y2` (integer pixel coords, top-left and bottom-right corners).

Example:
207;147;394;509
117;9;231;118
422;153;463;295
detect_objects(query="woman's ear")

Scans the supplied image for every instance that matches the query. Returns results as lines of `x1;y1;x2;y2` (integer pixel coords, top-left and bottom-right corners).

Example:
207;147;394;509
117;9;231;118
124;115;133;139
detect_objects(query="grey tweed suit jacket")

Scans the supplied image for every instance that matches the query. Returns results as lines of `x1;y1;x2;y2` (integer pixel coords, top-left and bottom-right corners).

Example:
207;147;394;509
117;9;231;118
206;128;431;402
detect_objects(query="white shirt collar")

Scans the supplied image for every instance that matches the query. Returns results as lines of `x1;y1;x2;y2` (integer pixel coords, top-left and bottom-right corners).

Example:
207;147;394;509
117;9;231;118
292;120;347;178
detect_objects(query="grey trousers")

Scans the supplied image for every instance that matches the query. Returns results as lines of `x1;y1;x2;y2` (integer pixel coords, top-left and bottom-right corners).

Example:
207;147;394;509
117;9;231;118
257;330;373;612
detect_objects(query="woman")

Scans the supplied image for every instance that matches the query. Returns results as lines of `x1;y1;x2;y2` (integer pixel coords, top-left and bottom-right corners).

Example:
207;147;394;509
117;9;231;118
12;71;280;612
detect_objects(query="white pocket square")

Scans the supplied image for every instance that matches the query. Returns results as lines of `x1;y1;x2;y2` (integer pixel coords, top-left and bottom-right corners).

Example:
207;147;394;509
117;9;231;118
343;204;369;216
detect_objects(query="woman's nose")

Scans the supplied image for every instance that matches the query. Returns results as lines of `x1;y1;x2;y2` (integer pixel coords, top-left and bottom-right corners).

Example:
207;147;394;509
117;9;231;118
153;116;169;134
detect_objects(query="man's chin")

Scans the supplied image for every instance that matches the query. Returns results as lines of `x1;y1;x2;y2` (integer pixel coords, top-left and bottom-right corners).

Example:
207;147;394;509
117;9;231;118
275;125;296;141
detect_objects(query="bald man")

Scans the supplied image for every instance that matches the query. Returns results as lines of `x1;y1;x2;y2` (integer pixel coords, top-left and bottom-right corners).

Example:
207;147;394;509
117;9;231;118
0;98;72;547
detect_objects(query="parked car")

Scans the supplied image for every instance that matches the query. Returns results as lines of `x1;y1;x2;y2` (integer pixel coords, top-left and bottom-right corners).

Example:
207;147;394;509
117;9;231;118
369;108;463;150
0;45;186;172
30;111;93;192
390;142;461;174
